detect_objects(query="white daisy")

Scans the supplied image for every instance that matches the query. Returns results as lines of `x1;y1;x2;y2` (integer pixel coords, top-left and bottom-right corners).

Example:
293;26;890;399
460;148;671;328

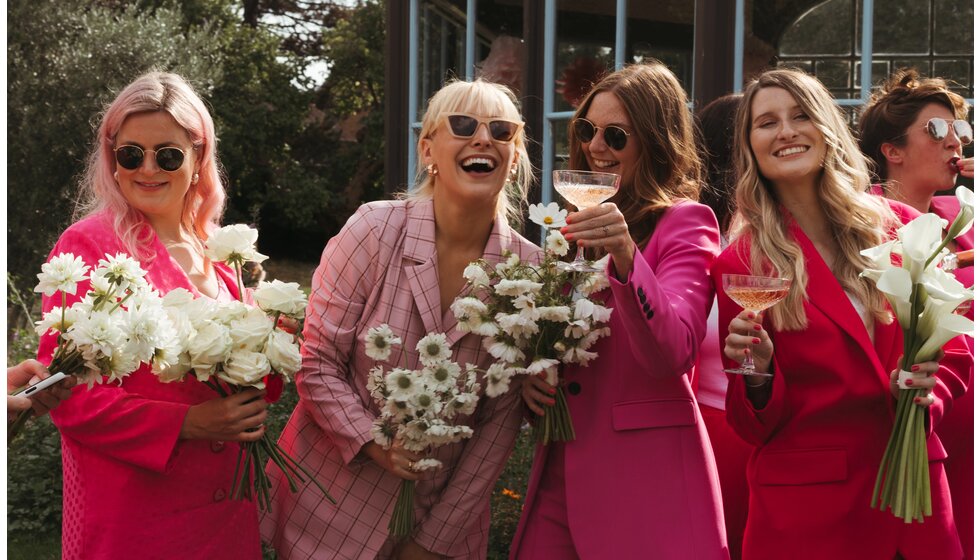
34;253;90;296
416;332;452;367
364;324;402;361
494;279;543;297
484;338;525;363
528;202;568;229
385;368;417;399
545;229;570;257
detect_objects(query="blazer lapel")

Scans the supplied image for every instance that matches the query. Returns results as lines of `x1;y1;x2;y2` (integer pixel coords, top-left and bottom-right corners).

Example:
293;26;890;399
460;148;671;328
403;200;443;336
790;221;883;372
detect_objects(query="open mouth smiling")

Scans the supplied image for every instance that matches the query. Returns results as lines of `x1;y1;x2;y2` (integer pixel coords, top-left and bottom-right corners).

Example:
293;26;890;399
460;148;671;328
460;156;498;174
774;145;809;157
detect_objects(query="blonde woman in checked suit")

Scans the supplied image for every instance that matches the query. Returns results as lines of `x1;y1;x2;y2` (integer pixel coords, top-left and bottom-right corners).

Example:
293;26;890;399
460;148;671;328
261;80;539;559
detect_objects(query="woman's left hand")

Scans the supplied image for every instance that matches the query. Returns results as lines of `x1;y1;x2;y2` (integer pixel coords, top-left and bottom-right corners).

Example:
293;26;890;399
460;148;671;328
889;351;942;406
562;202;634;282
394;539;444;560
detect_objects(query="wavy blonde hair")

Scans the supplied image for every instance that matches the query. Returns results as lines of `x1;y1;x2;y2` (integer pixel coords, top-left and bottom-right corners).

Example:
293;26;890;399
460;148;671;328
75;71;225;261
729;68;897;331
568;61;702;248
409;79;534;226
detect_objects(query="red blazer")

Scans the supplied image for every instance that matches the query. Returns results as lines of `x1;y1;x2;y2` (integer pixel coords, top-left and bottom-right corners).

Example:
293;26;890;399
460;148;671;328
713;200;972;560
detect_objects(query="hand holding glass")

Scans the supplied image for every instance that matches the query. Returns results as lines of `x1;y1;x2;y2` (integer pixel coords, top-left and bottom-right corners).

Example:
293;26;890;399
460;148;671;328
723;274;790;376
553;169;621;272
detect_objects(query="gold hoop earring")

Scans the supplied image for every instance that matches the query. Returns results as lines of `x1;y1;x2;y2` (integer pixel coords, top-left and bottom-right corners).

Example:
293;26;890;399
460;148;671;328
113;171;119;182
427;164;438;176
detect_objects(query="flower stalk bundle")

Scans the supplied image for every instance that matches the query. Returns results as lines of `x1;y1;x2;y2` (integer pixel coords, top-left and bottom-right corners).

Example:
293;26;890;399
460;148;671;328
14;253;170;442
452;203;613;444
862;187;974;523
363;325;481;537
181;224;334;511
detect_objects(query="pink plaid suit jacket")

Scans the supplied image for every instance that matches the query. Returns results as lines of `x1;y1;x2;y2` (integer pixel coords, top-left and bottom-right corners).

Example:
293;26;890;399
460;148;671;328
261;199;540;559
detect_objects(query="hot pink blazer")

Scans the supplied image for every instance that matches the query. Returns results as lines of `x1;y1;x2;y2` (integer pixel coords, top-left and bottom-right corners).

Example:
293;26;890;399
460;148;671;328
39;212;261;560
713;200;972;560
511;200;729;559
260;199;540;559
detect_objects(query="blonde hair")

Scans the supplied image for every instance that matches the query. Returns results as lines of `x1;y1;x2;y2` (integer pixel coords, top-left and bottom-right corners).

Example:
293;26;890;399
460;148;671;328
76;71;224;261
730;68;897;331
568;61;702;248
409;79;533;225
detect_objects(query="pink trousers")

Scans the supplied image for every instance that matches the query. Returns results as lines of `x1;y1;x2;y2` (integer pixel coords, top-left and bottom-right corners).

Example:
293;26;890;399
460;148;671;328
512;443;580;559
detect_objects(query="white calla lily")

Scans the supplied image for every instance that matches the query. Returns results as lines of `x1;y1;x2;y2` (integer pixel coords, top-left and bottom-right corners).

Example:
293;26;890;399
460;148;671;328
913;313;974;363
876;267;913;327
946;186;975;239
920;267;973;302
897;213;947;281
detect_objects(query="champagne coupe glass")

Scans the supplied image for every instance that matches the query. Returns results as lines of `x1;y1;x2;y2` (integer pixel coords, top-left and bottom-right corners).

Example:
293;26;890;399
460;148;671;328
553;169;621;272
722;274;791;376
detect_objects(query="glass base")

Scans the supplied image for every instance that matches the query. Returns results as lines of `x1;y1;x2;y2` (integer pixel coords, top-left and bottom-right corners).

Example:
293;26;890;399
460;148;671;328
557;260;604;273
724;367;774;377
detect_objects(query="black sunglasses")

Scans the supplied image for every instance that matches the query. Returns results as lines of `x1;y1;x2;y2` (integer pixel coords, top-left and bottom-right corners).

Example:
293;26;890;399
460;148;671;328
443;113;524;143
114;145;187;172
573;118;631;151
924;117;973;145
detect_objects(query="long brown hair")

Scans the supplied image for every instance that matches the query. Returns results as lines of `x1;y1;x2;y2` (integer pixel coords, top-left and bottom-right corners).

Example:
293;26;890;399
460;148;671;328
858;68;969;183
568;61;702;248
730;68;896;331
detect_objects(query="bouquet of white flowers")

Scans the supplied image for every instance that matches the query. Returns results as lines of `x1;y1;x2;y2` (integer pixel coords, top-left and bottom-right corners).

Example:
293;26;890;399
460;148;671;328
12;253;179;441
363;325;481;537
862;186;975;523
452;202;613;444
160;224;333;511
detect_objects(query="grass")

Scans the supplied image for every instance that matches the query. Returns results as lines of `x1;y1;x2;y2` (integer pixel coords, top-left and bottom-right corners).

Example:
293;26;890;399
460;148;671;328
7;535;61;560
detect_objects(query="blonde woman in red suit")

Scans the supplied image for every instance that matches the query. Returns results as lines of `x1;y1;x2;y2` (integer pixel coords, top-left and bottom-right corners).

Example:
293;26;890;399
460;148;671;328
714;68;971;560
858;70;974;559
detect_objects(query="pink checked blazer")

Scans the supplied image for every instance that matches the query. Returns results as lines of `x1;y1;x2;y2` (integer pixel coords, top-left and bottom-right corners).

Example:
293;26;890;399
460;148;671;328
39;212;261;560
511;200;729;559
713;199;972;560
260;199;540;559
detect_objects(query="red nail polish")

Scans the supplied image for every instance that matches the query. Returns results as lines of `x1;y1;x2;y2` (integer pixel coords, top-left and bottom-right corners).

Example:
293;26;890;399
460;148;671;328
548;388;556;395
752;338;761;345
560;227;568;234
914;397;921;404
753;324;762;331
911;365;920;372
547;399;555;405
747;312;755;320
905;379;914;386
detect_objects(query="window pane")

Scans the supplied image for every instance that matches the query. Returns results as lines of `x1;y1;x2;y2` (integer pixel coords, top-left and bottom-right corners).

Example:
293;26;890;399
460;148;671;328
934;0;974;55
780;0;853;56
417;0;468;121
555;0;617;111
474;0;526;96
866;0;930;55
627;0;696;97
550;118;572;202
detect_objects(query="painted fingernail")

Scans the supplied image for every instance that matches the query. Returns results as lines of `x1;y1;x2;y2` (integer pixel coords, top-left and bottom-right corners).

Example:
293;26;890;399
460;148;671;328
746;312;755;320
547;399;555;405
744;349;750;356
548;388;556;395
911;365;920;372
752;338;761;344
560;226;568;233
905;379;914;386
753;324;762;331
914;397;921;404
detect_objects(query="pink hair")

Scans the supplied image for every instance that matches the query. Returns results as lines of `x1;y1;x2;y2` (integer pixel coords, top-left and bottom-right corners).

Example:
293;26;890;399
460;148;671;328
75;71;225;260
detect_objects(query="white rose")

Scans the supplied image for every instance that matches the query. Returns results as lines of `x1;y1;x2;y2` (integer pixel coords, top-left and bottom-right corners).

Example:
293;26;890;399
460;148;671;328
218;349;270;387
254;280;308;319
188;321;233;378
229;307;274;351
205;224;269;265
265;329;302;378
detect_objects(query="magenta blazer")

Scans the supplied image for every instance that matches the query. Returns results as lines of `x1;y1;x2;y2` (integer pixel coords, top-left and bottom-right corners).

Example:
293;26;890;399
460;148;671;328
39;213;261;560
713;199;972;560
260;199;540;559
512;200;729;559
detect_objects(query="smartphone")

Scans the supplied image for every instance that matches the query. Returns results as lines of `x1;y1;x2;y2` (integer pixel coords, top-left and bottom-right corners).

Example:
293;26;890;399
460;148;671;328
21;372;69;397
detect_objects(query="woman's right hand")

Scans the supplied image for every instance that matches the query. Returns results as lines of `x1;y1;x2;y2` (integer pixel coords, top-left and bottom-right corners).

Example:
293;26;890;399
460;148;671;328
724;310;774;381
521;372;556;416
361;440;423;481
180;388;269;442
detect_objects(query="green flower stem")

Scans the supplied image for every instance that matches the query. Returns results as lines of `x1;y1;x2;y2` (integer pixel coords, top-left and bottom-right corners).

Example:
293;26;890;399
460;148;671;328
235;261;244;302
389;479;417;537
534;387;575;445
272;440;336;504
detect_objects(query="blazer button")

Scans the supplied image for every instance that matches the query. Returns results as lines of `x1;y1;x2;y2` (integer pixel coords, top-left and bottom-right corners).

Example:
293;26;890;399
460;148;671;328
642;302;651;313
646;309;655;320
638;291;647;304
637;286;645;297
213;488;227;502
567;382;581;395
211;441;225;453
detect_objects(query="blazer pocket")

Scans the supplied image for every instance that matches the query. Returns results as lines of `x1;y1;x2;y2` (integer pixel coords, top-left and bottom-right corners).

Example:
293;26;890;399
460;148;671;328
611;398;697;431
756;447;848;486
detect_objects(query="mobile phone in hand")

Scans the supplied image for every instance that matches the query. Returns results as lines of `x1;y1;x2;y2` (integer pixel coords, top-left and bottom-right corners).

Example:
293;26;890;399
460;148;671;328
21;372;69;397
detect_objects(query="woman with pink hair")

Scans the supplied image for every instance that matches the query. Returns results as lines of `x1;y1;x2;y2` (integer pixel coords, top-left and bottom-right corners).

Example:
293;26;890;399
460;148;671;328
39;72;266;559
